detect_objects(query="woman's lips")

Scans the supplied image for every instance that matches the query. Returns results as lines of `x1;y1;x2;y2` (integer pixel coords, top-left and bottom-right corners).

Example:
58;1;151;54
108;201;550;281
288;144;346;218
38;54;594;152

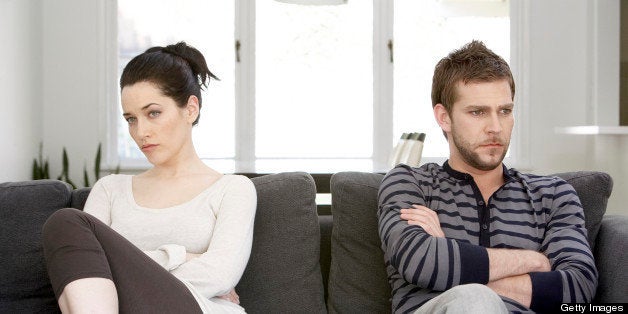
141;144;158;152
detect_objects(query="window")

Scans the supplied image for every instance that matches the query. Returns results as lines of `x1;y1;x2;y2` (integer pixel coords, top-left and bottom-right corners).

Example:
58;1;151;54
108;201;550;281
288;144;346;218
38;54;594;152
116;0;235;168
393;0;509;158
113;0;513;173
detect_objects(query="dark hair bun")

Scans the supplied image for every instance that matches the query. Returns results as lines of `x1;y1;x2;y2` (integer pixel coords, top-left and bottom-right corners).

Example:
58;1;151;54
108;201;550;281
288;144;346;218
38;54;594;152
159;42;219;88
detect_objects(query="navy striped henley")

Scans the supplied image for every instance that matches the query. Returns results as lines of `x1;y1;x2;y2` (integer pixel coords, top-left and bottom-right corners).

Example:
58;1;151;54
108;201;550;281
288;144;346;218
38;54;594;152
377;162;597;313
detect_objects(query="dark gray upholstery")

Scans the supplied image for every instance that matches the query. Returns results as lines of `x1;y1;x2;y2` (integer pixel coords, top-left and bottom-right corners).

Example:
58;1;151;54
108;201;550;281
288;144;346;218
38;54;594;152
0;170;624;312
0;180;71;313
594;215;628;303
76;173;328;313
236;172;327;314
327;170;624;311
71;187;91;210
327;172;389;313
553;171;613;250
318;215;333;302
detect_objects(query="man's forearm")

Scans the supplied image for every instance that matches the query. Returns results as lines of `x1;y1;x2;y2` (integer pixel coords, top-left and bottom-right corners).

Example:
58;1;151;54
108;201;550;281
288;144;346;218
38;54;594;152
487;248;550;281
487;274;532;308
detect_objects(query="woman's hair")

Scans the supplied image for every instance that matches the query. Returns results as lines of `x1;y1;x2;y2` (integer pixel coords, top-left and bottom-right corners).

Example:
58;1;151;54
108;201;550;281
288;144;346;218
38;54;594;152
120;41;218;125
431;40;514;114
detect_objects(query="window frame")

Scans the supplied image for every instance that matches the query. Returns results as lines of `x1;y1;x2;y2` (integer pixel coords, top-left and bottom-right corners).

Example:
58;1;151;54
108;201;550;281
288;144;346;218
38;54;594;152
105;0;527;173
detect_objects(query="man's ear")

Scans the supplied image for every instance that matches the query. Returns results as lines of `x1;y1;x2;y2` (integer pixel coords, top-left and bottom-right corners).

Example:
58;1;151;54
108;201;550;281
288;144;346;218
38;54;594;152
185;95;200;124
433;103;452;133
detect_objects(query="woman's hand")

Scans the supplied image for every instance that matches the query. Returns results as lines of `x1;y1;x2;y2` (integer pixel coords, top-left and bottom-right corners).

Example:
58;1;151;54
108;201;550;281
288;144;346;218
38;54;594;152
185;252;201;262
218;289;240;304
400;205;445;238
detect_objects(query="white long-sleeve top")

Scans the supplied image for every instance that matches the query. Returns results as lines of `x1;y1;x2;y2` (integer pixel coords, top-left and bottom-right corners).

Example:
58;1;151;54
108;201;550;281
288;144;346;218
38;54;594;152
83;174;257;313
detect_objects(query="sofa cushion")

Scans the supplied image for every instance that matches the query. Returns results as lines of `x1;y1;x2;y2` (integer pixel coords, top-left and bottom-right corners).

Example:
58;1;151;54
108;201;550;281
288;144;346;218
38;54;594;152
0;180;71;313
70;187;91;210
71;173;327;312
553;171;613;250
327;170;613;313
327;172;390;313
237;172;326;314
593;215;628;303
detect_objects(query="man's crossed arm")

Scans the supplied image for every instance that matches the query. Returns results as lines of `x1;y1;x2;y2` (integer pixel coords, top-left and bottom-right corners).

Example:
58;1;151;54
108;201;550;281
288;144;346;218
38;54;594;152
400;205;551;307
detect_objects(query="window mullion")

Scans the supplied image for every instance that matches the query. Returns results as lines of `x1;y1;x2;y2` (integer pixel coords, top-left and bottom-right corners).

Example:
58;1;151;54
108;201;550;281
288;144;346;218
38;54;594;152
235;0;256;172
106;0;120;170
373;0;394;171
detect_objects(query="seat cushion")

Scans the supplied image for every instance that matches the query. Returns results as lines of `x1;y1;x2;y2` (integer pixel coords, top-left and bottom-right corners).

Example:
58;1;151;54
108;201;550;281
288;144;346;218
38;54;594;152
553;171;613;250
327;172;390;313
237;172;326;314
0;180;71;313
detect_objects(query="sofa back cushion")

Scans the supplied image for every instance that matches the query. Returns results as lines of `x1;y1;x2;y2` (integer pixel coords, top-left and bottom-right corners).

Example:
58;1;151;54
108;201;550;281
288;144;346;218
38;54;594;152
70;186;91;210
327;170;613;313
0;180;71;313
73;173;326;313
553;171;613;250
327;172;389;313
236;172;326;313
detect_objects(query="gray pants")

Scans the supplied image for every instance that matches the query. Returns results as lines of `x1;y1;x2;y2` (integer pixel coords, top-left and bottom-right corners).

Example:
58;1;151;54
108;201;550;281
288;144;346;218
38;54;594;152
414;284;508;314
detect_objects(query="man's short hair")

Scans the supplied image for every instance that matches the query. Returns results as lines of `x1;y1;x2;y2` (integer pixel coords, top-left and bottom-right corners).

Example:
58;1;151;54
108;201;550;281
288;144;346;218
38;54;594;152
431;40;515;113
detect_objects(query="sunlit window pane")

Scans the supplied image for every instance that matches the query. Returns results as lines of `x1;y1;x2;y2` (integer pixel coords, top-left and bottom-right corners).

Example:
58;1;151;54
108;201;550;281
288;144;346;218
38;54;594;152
394;0;509;158
117;0;235;159
255;0;373;158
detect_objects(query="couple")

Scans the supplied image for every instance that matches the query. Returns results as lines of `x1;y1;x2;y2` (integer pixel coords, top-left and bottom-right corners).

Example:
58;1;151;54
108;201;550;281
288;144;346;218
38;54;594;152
43;41;596;313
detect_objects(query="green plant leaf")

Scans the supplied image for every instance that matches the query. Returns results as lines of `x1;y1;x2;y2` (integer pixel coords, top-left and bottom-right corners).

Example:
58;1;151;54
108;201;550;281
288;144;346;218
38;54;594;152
62;147;69;176
83;164;90;187
32;159;39;180
66;177;77;190
43;160;50;179
95;143;101;181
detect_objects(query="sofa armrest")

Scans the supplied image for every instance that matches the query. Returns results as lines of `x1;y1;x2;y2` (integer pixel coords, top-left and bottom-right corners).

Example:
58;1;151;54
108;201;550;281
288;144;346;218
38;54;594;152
594;214;628;303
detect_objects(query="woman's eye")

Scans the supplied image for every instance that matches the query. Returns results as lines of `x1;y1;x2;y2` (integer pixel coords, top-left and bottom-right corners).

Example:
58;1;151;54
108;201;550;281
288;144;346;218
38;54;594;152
125;117;136;124
149;111;161;118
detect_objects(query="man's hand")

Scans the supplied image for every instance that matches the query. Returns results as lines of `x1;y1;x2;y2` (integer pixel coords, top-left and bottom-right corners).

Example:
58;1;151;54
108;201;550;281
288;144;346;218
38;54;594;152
218;289;240;304
400;205;445;238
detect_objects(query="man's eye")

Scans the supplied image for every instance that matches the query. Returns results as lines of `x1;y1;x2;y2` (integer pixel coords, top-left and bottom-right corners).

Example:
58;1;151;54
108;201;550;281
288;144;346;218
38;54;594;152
501;109;513;115
470;110;483;116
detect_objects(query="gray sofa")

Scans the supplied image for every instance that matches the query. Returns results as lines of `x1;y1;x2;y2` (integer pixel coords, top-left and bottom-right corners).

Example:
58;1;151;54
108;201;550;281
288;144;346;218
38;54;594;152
1;171;626;313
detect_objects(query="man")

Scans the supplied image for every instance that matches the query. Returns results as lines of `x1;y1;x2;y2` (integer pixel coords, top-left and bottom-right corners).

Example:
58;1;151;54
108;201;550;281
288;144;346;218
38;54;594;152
377;41;597;313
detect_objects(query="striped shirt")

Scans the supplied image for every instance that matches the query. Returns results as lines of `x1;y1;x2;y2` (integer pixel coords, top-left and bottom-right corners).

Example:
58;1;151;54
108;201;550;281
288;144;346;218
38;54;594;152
377;162;597;313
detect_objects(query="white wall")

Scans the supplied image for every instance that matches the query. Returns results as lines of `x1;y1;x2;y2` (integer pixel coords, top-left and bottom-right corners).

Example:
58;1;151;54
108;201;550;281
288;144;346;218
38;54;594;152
522;0;626;215
41;0;108;187
524;0;592;171
4;0;627;214
0;0;42;182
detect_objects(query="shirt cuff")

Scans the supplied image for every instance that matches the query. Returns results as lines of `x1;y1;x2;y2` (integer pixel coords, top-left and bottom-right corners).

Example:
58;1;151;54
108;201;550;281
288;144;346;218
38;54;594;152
529;271;563;313
458;242;489;284
156;244;187;270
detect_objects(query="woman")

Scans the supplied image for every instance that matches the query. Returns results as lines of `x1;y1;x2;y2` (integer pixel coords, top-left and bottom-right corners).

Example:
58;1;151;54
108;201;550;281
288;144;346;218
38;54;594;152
42;42;256;313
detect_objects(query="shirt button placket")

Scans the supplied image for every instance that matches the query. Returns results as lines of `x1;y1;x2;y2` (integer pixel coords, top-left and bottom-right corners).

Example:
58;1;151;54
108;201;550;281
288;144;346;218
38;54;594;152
478;199;490;246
